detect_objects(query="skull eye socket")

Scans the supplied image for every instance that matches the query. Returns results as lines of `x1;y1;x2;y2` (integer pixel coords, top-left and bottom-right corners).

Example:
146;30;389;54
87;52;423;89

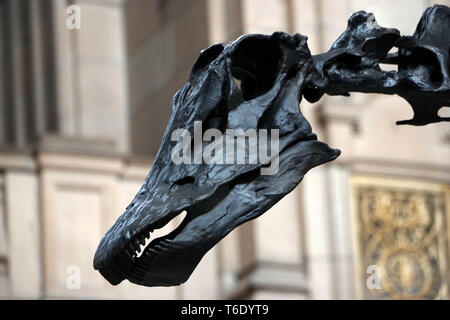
399;47;443;88
230;37;282;100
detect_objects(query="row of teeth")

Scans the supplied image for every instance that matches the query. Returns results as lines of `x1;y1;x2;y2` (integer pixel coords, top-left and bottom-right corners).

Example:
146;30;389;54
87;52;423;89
124;211;189;260
126;228;154;259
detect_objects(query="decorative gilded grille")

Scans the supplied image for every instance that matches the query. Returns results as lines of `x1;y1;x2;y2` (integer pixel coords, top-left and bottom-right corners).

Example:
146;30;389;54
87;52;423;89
352;177;450;300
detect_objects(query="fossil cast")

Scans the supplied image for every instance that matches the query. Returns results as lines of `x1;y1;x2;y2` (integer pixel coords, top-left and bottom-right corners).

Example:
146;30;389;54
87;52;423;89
94;5;450;287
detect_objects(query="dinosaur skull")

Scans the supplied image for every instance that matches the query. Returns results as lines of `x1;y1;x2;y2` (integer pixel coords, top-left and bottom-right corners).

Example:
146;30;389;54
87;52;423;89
94;5;450;288
93;32;340;287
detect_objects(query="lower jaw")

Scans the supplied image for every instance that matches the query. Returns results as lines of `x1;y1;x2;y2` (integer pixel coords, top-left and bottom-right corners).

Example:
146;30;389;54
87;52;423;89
98;251;149;285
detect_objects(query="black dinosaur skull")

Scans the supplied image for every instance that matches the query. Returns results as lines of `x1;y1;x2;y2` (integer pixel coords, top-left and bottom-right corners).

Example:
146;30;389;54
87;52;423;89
94;5;450;287
94;32;340;287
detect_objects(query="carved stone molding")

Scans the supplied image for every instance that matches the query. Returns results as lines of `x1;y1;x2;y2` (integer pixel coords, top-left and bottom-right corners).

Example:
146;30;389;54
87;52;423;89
352;177;450;299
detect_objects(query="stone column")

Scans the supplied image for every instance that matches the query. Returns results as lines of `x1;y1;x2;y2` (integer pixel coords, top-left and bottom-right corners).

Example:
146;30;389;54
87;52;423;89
52;0;78;136
75;0;131;152
206;0;243;44
29;0;52;140
52;0;131;152
292;0;322;53
217;222;255;298
0;2;5;145
241;0;290;34
2;151;41;298
249;187;308;299
0;174;7;297
7;0;31;147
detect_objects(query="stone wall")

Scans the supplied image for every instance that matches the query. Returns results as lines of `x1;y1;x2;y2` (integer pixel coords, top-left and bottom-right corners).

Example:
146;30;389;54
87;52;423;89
0;138;220;299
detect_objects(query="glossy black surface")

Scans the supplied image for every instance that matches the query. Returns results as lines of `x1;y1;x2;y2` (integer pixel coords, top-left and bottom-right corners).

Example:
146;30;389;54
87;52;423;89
94;6;450;287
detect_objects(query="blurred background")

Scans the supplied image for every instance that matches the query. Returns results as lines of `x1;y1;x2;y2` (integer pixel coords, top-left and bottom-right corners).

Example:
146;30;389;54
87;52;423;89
0;0;449;299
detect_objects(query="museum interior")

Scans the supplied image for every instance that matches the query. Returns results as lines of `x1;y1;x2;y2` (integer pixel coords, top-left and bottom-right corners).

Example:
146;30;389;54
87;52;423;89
0;0;449;299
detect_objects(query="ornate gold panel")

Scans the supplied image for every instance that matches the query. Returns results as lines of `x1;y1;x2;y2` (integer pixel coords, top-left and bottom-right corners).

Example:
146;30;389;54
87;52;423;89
352;177;450;300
